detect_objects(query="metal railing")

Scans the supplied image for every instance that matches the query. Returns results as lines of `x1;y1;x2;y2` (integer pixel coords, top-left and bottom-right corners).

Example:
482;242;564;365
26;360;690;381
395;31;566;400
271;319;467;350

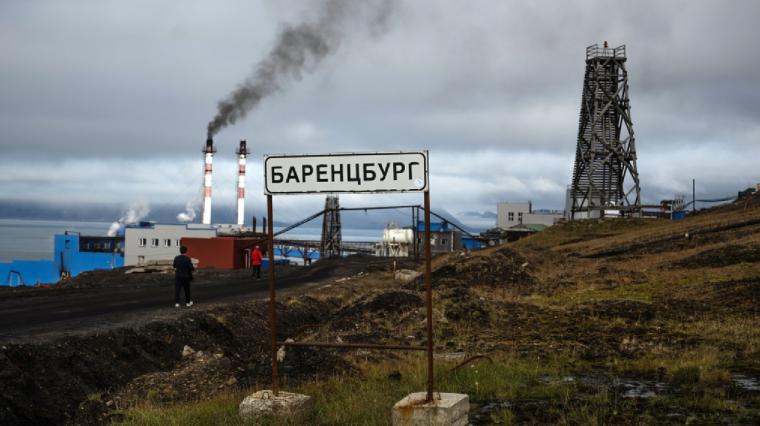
586;44;626;60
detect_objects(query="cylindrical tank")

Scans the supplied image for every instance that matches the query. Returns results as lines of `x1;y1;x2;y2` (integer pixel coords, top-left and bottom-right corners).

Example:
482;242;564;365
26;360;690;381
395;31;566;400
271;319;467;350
383;228;413;244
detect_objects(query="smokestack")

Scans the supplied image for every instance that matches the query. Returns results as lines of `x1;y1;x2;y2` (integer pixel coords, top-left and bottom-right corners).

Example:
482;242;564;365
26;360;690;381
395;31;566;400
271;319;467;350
202;138;216;225
236;140;249;226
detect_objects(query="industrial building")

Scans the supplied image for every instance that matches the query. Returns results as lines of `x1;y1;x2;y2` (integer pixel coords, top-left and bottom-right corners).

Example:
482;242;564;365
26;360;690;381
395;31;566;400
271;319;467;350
181;236;260;269
497;202;563;229
124;223;216;266
375;226;414;257
1;233;124;287
375;220;483;257
416;221;462;255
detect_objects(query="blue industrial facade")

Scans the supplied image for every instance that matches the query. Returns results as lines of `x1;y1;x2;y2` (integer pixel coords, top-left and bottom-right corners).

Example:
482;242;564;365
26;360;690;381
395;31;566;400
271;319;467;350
416;220;486;250
54;234;124;277
1;233;124;287
416;221;452;233
0;260;59;287
461;237;486;250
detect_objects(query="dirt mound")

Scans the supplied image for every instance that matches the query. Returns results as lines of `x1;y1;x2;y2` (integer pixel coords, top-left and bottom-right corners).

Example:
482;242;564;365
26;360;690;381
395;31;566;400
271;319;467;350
441;285;490;323
405;248;535;293
0;297;334;425
671;244;760;269
326;291;423;344
113;348;239;408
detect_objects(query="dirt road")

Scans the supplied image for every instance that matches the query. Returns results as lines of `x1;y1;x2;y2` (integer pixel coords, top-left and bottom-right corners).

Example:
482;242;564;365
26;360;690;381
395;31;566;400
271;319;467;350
0;258;357;342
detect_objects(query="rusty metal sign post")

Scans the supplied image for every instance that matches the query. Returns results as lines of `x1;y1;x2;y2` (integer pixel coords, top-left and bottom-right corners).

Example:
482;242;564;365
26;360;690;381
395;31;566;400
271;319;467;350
264;151;435;402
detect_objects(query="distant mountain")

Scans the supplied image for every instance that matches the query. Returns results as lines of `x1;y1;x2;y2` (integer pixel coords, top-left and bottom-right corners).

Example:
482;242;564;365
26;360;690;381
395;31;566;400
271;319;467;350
460;210;497;220
0;199;488;232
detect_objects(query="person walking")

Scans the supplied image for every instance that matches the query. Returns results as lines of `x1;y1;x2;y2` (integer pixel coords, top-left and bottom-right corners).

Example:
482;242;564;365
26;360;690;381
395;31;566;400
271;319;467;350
173;245;194;307
251;245;263;280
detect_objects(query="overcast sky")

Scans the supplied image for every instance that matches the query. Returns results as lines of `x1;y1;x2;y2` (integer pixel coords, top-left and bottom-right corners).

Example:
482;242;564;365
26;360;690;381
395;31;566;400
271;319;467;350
1;0;759;227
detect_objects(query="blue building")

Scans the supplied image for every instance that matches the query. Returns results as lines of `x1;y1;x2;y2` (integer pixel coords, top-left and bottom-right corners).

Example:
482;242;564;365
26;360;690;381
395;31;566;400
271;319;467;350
1;233;124;287
54;233;124;277
461;237;486;250
415;221;486;253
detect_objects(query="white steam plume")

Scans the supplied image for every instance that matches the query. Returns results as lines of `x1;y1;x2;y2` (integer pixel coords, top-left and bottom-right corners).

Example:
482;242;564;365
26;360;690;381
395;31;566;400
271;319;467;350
177;201;198;223
107;201;151;236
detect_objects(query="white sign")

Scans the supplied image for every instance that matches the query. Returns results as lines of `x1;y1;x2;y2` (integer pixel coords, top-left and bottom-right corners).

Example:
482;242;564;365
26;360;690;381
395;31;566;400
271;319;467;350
264;152;429;194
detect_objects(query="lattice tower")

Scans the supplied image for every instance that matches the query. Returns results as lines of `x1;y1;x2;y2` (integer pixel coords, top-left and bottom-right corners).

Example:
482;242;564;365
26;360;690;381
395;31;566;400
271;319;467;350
570;43;641;219
320;196;342;258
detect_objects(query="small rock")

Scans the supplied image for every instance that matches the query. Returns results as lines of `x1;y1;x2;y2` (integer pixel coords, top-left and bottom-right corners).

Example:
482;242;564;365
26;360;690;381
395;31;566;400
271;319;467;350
226;377;238;386
181;345;195;357
239;391;312;422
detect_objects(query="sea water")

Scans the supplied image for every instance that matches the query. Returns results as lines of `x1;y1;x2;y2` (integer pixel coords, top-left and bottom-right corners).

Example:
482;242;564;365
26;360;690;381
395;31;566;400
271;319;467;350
0;218;383;263
0;219;113;262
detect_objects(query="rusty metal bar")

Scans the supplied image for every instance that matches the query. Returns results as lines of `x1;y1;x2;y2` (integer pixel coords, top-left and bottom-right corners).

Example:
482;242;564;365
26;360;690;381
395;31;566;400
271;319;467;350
424;189;434;402
278;341;426;351
267;194;279;396
450;354;494;372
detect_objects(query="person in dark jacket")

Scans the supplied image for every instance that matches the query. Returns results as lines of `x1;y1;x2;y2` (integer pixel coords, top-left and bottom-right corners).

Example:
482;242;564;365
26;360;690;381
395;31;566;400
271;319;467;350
251;245;263;280
173;246;195;307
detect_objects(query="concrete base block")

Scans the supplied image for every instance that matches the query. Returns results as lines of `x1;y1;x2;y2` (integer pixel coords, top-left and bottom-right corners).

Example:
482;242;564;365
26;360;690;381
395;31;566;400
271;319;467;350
392;392;469;426
239;390;312;423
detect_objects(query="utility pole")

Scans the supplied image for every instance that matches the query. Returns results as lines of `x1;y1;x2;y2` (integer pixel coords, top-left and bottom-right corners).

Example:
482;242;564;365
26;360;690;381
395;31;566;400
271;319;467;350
693;179;696;213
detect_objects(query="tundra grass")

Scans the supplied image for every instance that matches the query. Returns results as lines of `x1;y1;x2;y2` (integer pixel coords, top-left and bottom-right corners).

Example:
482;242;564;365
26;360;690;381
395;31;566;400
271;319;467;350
115;355;573;426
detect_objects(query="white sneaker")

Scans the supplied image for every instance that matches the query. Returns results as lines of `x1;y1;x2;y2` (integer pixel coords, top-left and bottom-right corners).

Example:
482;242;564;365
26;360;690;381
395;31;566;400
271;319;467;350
174;303;180;308
186;301;194;307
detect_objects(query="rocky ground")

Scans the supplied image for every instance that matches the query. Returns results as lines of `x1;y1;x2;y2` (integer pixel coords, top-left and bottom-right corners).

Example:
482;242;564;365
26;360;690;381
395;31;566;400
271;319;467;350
1;194;759;424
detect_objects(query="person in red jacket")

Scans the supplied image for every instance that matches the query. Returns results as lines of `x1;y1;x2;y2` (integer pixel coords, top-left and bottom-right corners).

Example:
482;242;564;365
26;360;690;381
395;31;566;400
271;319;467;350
251;245;263;280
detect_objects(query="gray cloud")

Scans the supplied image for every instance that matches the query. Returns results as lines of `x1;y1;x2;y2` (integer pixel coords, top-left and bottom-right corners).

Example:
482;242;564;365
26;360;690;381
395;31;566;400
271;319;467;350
1;0;759;226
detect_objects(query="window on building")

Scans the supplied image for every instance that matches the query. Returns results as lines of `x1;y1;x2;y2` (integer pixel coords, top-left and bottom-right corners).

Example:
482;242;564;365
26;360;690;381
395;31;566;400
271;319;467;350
508;212;514;221
138;238;147;247
176;239;181;247
151;238;159;248
138;255;145;265
163;238;172;247
518;212;523;223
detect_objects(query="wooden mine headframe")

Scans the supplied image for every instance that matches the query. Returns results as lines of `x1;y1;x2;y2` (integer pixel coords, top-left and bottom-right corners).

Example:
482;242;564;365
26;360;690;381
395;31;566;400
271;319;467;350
320;195;342;258
570;43;641;219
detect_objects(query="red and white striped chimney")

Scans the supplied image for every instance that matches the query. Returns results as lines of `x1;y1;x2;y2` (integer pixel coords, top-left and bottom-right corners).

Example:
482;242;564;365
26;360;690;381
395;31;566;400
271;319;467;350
201;138;216;225
235;140;249;226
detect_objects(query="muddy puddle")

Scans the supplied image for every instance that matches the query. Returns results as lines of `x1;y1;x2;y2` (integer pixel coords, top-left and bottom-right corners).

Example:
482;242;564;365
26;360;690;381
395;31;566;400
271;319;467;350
733;374;760;392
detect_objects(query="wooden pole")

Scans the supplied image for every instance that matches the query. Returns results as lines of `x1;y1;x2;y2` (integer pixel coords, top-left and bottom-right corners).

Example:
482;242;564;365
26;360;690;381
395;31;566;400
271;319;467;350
267;194;279;395
424;190;434;402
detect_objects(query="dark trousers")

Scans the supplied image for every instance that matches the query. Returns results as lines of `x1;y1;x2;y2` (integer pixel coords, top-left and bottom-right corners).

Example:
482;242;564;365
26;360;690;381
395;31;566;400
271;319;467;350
252;265;261;279
175;277;191;304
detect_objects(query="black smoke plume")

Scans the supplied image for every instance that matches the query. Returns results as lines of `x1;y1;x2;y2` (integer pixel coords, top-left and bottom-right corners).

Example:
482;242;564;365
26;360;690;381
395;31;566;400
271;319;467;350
207;0;395;138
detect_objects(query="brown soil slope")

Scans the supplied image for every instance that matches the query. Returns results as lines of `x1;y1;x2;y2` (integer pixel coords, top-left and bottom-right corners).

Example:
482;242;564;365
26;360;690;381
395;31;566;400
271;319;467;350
1;196;759;424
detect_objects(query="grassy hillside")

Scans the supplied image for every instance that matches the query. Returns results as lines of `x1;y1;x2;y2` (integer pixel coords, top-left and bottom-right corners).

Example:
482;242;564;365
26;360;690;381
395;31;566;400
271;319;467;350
117;197;760;425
